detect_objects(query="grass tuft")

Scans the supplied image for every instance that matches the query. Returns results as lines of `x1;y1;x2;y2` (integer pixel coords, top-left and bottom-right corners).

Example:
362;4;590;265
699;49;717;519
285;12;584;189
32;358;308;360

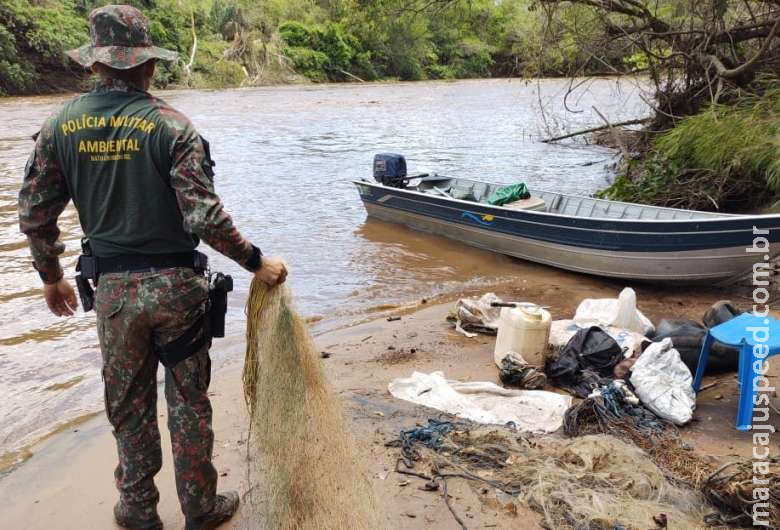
599;79;780;212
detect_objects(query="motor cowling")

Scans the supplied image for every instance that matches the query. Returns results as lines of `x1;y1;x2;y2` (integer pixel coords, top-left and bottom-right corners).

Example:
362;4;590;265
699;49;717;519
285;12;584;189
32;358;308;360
373;153;407;187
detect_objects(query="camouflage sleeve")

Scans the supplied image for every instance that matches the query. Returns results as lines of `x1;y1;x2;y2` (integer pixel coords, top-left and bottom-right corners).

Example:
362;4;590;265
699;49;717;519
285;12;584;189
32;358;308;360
18;116;70;284
165;115;258;270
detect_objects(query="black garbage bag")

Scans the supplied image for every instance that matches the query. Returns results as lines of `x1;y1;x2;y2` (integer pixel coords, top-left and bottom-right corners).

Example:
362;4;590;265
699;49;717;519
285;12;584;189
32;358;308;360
546;355;610;397
703;300;742;328
546;327;622;397
566;326;624;376
546;347;580;382
653;318;739;375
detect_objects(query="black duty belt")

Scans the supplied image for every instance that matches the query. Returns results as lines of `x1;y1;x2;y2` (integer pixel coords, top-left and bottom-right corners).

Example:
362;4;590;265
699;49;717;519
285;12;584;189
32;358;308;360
78;251;208;280
74;248;223;369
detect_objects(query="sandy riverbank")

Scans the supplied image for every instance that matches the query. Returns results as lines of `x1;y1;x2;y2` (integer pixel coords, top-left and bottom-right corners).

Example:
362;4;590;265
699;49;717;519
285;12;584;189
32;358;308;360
1;282;776;530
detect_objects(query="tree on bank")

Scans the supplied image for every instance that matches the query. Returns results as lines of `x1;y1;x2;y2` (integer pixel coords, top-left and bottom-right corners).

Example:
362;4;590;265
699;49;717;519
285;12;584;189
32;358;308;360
533;0;779;212
535;0;779;126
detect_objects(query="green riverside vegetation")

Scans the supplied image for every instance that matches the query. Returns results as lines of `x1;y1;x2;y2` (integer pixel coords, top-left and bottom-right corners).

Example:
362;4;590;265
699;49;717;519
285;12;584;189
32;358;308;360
599;82;780;212
1;0;778;214
0;0;628;95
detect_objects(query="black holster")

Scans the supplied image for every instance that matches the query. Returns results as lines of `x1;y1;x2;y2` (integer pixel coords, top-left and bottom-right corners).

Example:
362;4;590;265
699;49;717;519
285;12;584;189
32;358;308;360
156;271;233;368
207;272;233;338
76;253;98;312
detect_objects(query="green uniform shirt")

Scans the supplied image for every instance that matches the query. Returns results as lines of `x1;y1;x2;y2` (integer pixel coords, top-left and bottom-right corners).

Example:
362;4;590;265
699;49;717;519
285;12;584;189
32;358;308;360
19;78;257;282
52;81;198;256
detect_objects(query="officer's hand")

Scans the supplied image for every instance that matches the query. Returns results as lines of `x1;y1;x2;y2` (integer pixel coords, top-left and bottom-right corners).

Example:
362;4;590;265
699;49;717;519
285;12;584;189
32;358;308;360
43;279;78;316
255;256;287;287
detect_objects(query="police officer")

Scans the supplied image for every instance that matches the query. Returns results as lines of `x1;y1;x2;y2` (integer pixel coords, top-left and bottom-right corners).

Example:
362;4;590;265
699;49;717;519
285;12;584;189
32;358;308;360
18;5;287;530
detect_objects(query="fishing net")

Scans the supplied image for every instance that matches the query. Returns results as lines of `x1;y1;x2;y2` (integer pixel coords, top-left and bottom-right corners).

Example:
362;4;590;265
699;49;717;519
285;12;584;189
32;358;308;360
563;384;780;527
242;281;381;530
702;457;780;527
394;421;712;530
563;384;714;488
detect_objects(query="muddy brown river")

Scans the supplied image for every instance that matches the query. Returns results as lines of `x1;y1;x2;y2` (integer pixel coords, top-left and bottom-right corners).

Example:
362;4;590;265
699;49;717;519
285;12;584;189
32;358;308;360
0;78;648;468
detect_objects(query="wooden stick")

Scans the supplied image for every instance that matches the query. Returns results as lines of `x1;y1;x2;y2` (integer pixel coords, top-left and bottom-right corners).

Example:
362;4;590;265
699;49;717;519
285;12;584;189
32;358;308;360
541;117;651;143
338;69;366;83
184;10;197;80
701;17;780;80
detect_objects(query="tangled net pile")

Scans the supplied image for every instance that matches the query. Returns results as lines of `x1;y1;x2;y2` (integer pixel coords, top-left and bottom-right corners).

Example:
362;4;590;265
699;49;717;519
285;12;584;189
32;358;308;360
563;387;714;488
243;281;380;530
703;457;780;527
563;385;780;527
396;422;711;530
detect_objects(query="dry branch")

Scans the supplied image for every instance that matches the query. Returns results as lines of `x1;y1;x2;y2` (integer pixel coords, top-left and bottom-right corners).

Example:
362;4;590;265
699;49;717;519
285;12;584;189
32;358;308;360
542;117;651;143
338;69;366;82
184;10;197;81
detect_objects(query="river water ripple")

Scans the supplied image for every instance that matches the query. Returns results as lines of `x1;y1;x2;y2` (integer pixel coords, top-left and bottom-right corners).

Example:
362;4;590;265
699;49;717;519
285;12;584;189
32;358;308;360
0;78;647;466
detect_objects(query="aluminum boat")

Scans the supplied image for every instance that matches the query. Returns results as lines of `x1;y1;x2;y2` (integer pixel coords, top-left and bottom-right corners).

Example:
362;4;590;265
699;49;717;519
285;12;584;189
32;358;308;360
353;154;780;283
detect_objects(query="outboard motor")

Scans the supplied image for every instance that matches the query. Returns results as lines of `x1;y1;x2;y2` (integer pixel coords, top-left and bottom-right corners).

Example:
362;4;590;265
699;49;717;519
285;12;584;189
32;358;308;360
373;153;407;187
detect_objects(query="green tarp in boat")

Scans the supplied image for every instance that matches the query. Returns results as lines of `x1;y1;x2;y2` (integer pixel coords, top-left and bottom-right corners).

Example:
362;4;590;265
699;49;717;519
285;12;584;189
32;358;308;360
487;183;530;206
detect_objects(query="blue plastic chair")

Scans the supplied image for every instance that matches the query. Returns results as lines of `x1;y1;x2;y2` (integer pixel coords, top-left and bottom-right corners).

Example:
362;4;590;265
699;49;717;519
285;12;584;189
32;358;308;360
693;313;780;431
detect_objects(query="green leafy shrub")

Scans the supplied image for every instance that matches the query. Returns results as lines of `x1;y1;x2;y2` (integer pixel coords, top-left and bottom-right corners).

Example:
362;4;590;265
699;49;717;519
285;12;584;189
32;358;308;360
454;37;495;78
318;23;353;72
279;20;314;48
0;0;87;94
278;20;361;81
194;39;231;74
146;5;190;56
599;81;780;212
351;50;378;81
284;46;330;81
22;7;86;61
427;63;457;80
0;23;35;94
152;59;182;88
201;59;246;88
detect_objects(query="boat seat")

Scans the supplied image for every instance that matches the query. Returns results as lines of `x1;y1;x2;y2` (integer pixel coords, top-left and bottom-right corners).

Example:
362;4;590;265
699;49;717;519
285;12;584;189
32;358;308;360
502;196;546;211
472;182;490;202
450;183;476;201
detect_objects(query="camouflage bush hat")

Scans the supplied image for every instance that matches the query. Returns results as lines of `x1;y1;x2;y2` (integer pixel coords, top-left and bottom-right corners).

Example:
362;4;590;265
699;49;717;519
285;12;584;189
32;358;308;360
66;4;178;69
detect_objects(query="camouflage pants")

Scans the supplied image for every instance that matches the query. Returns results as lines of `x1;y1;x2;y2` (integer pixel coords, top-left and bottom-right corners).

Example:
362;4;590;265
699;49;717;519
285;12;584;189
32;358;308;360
95;267;217;519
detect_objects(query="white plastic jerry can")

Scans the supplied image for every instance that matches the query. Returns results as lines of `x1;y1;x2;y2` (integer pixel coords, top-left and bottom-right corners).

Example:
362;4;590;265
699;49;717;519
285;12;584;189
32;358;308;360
493;303;552;369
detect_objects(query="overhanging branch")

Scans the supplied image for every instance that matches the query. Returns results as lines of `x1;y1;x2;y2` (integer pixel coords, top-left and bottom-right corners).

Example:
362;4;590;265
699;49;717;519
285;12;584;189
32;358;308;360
539;0;670;33
710;18;780;44
702;16;780;79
